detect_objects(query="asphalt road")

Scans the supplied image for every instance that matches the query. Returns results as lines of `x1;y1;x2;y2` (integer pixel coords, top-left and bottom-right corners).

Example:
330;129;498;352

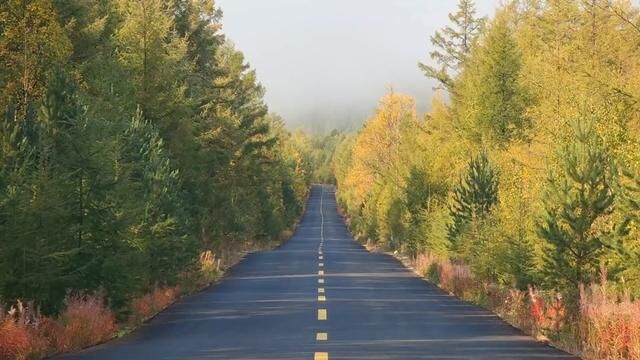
60;185;577;360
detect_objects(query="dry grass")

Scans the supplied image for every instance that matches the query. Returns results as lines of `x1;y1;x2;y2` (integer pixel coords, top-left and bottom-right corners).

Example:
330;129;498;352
580;272;640;360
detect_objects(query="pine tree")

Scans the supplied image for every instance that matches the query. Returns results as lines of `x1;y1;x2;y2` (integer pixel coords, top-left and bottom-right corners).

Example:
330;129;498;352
418;0;485;92
537;115;616;293
448;149;499;246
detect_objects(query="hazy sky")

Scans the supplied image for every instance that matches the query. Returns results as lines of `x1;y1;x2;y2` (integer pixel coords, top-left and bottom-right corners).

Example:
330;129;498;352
216;0;501;131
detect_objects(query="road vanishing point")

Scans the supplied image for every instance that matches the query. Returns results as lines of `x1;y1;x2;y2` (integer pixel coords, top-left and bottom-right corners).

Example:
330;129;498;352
60;185;577;360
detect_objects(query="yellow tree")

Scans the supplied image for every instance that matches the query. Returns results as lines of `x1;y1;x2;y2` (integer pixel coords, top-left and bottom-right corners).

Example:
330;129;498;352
345;92;417;210
115;0;189;135
0;0;71;116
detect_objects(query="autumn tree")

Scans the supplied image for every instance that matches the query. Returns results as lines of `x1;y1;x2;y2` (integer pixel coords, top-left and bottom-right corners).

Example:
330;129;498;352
0;0;72;116
115;0;190;143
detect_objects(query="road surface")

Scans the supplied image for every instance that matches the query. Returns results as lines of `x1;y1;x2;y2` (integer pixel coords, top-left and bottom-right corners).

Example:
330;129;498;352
60;185;576;359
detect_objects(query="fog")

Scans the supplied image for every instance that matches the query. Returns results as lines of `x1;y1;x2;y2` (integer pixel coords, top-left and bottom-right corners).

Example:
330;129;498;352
216;0;501;132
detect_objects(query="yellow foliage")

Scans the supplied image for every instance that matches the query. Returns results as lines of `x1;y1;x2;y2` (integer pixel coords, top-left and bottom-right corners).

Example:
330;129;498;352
345;92;417;209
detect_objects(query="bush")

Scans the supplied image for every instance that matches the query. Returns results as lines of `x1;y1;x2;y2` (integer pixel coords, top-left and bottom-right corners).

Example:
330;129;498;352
0;300;48;360
130;286;180;324
0;294;117;360
50;292;116;352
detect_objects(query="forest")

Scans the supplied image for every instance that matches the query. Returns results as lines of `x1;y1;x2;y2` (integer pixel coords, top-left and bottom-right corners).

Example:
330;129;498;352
332;0;640;357
0;1;330;357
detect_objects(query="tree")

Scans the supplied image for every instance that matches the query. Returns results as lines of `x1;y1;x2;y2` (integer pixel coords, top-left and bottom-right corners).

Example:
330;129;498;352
0;0;72;116
537;115;616;294
448;149;499;246
119;109;197;286
115;0;189;140
418;0;485;92
455;11;530;145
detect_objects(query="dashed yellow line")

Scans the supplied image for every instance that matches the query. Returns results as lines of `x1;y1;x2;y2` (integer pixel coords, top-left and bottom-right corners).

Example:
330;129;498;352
314;352;328;360
318;295;326;302
318;278;324;284
319;263;324;267
318;309;327;320
316;332;328;341
318;270;324;276
319;255;323;260
318;288;325;293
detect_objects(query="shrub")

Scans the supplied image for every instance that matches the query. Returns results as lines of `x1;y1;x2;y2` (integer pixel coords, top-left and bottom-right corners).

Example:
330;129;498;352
278;229;294;242
50;292;116;352
0;301;49;360
130;286;180;324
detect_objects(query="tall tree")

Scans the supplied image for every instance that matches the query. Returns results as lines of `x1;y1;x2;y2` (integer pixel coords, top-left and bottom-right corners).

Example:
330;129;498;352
418;0;485;92
455;11;530;145
115;0;190;143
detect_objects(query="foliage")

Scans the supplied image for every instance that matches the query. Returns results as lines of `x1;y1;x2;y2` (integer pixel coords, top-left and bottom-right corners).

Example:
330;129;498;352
454;10;530;144
537;116;616;294
0;0;311;320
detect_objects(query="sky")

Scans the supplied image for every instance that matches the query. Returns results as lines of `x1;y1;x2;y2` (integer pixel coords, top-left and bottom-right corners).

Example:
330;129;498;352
216;0;501;132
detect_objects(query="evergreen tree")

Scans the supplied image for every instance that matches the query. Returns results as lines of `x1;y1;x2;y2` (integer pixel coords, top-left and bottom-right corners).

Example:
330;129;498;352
418;0;485;92
448;149;499;246
537;115;616;293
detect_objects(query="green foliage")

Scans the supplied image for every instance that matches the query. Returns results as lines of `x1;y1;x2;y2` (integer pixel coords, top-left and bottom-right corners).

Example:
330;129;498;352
448;149;499;248
537;115;616;293
0;1;311;314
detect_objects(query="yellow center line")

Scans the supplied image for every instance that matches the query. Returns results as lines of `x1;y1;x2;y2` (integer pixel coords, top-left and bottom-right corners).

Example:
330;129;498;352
318;309;327;320
314;352;328;360
318;278;324;284
318;295;326;301
318;288;325;293
318;270;324;276
319;263;324;267
319;256;323;260
316;332;328;341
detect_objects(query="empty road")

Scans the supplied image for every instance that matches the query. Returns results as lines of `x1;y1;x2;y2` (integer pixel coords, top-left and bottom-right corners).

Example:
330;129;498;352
60;185;576;359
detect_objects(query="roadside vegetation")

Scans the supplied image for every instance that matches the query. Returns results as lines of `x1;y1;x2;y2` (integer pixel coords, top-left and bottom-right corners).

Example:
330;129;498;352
0;1;319;358
332;1;640;358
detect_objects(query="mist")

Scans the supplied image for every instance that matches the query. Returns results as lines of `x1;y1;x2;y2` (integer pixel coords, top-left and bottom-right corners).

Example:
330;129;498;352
216;0;501;132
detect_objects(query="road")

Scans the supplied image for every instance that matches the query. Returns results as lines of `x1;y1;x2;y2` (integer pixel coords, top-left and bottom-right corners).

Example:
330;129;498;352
60;185;576;360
